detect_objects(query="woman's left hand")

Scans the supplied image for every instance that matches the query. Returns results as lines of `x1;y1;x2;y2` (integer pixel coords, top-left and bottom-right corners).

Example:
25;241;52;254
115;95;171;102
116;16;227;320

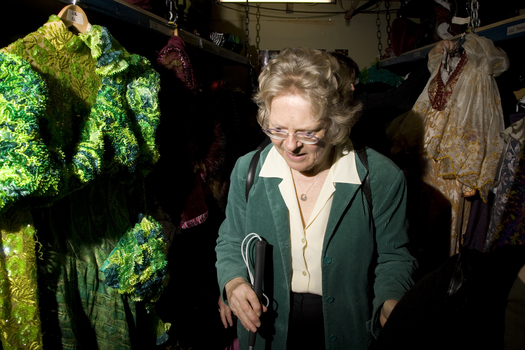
218;296;234;328
379;299;398;327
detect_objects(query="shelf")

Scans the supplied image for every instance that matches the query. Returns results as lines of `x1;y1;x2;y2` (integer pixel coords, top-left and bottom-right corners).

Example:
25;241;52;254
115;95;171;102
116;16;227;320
177;29;251;66
62;0;251;66
378;14;525;69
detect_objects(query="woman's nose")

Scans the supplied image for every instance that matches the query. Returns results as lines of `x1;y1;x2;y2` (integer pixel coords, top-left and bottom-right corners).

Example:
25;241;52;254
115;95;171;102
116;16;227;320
284;133;302;149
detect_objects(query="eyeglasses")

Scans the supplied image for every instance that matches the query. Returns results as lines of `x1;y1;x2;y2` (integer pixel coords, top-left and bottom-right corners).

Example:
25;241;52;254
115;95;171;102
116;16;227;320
263;128;324;145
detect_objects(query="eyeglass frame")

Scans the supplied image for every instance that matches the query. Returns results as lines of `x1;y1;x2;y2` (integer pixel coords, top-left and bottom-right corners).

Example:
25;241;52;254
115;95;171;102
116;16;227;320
262;128;325;145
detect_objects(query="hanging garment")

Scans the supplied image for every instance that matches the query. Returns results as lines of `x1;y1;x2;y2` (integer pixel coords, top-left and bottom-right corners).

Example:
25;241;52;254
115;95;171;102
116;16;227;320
485;112;525;250
487;139;525;251
391;33;509;255
485;141;519;250
464;111;525;252
157;35;198;93
156;34;209;229
0;15;161;349
155;35;231;230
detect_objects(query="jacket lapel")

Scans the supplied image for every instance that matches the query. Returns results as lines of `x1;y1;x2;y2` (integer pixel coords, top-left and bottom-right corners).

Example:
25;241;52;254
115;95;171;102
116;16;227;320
323;182;360;248
323;153;368;249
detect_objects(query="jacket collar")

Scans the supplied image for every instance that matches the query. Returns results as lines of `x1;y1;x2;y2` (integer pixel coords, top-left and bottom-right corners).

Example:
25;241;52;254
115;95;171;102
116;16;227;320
258;140;368;254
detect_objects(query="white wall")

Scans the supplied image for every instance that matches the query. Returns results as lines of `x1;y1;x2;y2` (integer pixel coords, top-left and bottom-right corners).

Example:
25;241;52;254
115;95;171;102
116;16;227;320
210;1;398;71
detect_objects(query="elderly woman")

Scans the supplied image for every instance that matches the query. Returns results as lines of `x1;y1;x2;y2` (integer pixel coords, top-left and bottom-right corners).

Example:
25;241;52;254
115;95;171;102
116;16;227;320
216;47;417;350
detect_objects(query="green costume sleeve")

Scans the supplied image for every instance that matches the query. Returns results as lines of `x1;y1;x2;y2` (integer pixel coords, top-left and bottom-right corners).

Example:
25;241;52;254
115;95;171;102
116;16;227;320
0;51;60;213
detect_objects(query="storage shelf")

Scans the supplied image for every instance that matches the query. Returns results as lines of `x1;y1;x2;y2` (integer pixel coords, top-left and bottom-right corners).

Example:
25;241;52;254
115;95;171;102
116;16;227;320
59;0;251;65
378;13;525;68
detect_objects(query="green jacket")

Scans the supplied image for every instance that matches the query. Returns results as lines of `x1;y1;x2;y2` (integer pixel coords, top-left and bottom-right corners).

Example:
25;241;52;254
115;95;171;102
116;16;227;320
216;143;417;349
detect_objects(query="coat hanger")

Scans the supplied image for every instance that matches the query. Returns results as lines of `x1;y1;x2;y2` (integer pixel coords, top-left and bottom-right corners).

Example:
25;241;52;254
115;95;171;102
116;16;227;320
166;1;178;36
449;33;466;57
58;3;91;33
457;32;467;55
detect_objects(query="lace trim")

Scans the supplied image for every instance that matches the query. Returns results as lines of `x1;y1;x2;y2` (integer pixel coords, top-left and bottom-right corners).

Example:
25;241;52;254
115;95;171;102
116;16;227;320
428;52;468;111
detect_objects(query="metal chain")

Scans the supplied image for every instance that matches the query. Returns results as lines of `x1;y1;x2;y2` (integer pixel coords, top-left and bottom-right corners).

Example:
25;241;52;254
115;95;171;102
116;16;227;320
166;0;176;25
469;0;480;30
245;0;250;58
385;0;391;49
255;4;261;56
376;0;382;57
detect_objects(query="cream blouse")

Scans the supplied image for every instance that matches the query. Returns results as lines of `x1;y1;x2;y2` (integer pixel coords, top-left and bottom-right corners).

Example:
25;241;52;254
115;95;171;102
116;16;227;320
259;139;361;295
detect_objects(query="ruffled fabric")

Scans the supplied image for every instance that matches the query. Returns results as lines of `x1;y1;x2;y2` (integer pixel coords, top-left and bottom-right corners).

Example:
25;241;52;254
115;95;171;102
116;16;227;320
2;16;161;193
0;52;60;212
1;15;163;349
101;214;168;304
101;213;171;344
73;25;161;182
4;15;101;177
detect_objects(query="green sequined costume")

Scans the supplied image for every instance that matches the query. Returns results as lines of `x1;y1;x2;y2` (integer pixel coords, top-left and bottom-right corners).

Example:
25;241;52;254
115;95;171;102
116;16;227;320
0;16;162;349
0;50;50;350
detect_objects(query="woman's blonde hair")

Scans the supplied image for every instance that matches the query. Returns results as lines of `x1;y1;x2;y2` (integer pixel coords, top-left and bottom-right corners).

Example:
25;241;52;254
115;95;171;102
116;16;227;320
253;47;362;146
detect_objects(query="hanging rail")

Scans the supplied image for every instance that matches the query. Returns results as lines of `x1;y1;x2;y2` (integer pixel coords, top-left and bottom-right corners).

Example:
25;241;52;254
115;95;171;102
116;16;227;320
379;13;525;68
55;0;251;65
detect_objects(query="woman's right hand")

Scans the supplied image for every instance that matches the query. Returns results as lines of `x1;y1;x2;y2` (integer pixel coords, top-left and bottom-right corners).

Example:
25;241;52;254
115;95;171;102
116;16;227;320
225;277;267;333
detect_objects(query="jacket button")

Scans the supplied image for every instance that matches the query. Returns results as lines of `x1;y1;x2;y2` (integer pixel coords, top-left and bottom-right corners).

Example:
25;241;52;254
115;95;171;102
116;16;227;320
326;296;334;303
329;335;337;342
324;256;332;264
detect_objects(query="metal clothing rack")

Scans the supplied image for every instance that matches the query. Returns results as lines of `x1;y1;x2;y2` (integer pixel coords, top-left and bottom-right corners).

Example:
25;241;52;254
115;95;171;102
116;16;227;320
378;13;525;68
56;0;251;66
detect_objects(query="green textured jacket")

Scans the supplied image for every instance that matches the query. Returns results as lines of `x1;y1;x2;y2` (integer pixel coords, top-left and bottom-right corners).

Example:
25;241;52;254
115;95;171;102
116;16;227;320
216;143;417;350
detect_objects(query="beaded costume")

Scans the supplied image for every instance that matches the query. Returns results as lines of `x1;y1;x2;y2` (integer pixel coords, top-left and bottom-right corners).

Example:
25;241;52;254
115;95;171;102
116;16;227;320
0;15;163;349
391;33;509;254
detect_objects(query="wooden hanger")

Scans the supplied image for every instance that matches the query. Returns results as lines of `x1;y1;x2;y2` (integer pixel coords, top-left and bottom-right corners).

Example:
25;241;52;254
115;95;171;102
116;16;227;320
58;4;90;33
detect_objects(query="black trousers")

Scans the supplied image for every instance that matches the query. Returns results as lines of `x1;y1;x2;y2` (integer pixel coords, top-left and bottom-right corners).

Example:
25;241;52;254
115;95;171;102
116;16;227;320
287;292;325;350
